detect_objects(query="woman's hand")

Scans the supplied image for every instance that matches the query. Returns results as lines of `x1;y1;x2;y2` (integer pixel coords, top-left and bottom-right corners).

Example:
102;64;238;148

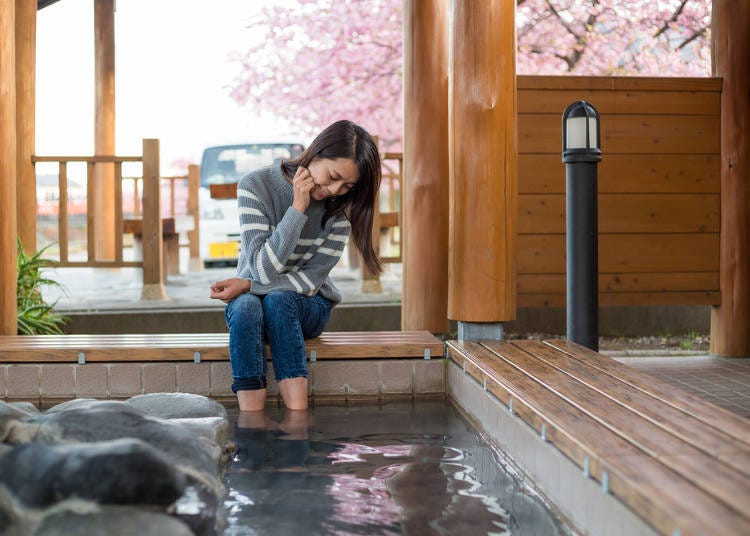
209;278;251;303
291;166;315;213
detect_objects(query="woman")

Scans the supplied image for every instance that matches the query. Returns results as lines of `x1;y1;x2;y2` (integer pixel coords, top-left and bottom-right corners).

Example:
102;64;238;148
209;120;382;411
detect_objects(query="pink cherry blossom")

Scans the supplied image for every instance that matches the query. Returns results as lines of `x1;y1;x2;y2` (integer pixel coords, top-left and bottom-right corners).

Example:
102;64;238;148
228;0;711;150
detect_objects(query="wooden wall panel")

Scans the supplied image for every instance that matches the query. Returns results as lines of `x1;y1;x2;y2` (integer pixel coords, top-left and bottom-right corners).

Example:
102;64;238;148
519;154;720;194
517;76;720;307
519;194;719;234
519;114;719;154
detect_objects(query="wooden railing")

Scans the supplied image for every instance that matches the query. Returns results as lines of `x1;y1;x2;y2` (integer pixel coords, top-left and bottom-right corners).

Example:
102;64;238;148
32;153;143;268
32;140;202;297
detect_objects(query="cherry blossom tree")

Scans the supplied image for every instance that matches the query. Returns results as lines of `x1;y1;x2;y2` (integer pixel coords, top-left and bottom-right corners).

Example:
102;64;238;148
228;0;711;148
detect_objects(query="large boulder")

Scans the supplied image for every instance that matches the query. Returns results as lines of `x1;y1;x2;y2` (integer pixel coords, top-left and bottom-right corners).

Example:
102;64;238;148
44;399;140;415
27;406;220;483
126;393;228;420
0;401;38;419
30;507;194;536
0;438;186;508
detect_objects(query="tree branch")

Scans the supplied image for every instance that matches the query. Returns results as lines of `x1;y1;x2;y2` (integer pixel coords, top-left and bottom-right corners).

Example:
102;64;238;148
654;0;689;38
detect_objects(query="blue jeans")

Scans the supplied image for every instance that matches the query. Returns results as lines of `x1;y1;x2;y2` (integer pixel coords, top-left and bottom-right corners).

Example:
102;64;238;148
224;290;333;392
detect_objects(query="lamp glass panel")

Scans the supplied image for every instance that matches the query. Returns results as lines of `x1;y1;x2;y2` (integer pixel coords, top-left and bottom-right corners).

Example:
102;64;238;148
565;116;598;149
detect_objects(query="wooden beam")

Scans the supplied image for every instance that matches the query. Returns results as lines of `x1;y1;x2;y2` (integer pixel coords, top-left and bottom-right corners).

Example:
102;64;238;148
1;0;18;335
710;1;750;356
15;0;36;252
94;0;116;260
140;139;166;299
448;0;517;322
402;0;450;333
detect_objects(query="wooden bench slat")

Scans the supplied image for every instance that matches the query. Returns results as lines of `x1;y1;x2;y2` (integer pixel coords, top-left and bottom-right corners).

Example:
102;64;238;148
511;340;750;475
447;340;750;536
482;340;750;516
544;339;750;446
0;331;443;362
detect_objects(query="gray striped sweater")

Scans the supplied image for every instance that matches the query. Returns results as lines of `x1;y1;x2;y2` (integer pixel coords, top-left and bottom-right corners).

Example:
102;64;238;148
235;164;351;303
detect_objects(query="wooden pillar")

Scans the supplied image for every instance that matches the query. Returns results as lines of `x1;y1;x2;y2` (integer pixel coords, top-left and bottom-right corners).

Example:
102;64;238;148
15;0;35;253
710;1;750;356
447;0;518;328
402;0;450;333
1;0;18;335
94;0;116;260
187;164;204;271
141;139;167;300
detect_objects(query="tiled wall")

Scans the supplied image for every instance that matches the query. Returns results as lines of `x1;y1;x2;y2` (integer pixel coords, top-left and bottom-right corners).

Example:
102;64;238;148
0;359;446;405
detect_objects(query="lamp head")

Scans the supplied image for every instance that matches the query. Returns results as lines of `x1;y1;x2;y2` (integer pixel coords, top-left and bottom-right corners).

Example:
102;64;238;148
562;100;601;163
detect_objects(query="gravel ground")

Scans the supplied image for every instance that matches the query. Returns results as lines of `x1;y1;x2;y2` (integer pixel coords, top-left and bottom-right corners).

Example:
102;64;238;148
504;332;711;354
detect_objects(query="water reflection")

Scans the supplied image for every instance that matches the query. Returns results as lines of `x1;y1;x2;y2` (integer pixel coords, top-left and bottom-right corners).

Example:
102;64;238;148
223;401;567;536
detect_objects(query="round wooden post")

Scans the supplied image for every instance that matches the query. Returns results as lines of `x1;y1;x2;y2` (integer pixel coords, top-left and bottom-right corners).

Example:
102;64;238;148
15;0;36;253
448;0;517;335
1;0;18;335
141;139;167;300
402;0;450;333
94;0;116;260
710;1;750;356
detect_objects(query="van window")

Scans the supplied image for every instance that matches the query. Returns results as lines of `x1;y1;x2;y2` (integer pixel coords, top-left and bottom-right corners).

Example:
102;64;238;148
200;144;304;187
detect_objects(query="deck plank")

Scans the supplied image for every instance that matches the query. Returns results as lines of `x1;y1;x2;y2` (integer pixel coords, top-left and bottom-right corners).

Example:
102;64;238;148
447;339;750;536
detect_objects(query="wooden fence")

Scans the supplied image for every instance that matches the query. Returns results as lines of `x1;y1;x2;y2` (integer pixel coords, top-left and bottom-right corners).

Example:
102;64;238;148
516;76;721;308
32;140;201;292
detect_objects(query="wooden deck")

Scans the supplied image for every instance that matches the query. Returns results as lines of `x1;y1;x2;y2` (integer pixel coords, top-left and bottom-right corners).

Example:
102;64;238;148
446;338;750;536
0;331;444;363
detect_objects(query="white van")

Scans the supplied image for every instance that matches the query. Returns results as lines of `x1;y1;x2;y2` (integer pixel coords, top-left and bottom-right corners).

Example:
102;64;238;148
199;140;304;267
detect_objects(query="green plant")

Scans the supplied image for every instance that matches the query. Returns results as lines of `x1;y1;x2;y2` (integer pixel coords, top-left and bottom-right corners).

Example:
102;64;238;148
16;239;68;335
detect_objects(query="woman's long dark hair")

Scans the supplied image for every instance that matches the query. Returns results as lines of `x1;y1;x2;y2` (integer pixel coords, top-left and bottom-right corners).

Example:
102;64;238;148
281;120;383;274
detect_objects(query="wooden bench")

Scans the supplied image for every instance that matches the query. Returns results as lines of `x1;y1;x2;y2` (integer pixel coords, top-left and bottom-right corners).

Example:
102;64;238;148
123;215;195;277
0;331;444;363
446;339;750;536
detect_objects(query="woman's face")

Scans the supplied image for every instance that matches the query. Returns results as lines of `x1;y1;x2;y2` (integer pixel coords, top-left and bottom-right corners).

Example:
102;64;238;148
307;157;360;201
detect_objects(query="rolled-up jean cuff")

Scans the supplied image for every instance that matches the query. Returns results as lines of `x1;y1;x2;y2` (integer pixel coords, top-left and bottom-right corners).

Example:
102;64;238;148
274;370;308;382
232;376;267;393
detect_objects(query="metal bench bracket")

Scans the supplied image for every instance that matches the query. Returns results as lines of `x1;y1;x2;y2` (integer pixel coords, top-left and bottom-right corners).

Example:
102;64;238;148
77;352;85;365
424;348;431;360
194;352;201;363
309;350;317;362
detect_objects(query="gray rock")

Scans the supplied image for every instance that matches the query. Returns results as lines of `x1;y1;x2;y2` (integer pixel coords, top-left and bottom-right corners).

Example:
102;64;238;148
0;401;37;419
44;399;141;415
31;507;194;536
127;393;228;420
171;416;231;447
0;416;40;444
0;438;186;508
27;406;224;491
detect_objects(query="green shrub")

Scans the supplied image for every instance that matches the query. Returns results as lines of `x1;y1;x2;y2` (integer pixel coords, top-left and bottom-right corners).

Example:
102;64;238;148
17;239;68;335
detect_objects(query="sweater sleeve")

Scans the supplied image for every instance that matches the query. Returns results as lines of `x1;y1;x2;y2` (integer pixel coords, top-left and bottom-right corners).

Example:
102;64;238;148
235;177;308;286
248;215;352;297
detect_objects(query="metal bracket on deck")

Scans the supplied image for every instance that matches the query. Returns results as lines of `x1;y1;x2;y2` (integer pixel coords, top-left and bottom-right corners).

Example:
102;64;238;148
194;352;201;363
462;360;467;374
601;471;609;493
583;457;590;478
77;352;85;365
508;398;514;415
483;377;487;392
540;423;547;442
423;348;431;360
309;350;317;363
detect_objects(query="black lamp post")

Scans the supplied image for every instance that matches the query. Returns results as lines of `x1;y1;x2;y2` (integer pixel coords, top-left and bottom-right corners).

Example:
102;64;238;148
562;100;601;351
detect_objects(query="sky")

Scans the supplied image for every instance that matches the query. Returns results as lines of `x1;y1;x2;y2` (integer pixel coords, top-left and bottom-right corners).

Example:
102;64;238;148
36;0;291;174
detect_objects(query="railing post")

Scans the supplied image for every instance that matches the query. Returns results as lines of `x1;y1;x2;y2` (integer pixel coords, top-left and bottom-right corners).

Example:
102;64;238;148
187;164;203;271
140;138;167;299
